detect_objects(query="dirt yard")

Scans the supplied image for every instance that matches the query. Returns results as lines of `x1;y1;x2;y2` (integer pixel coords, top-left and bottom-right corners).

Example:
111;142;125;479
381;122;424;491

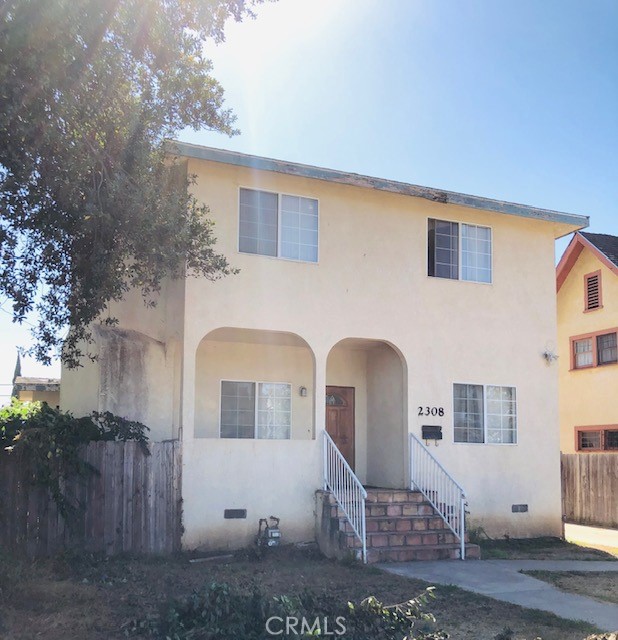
0;543;604;640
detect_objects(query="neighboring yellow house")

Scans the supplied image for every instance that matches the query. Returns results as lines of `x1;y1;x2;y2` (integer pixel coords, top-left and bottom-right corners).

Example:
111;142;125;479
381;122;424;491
557;232;618;454
12;377;61;407
11;356;60;407
61;143;587;559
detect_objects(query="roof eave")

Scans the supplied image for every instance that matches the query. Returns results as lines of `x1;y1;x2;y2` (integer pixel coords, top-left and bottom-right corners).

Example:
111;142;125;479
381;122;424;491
168;141;589;231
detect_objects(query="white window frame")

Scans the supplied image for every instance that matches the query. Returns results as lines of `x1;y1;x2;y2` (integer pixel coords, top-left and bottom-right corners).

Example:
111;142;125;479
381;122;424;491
237;187;320;263
427;217;493;284
453;382;517;445
219;379;292;440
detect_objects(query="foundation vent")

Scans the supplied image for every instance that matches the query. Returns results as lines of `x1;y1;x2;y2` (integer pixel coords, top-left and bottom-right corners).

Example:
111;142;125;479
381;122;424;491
224;509;247;519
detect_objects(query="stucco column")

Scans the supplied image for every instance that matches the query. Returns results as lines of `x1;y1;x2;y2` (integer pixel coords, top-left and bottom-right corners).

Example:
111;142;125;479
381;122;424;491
180;336;198;441
313;347;328;438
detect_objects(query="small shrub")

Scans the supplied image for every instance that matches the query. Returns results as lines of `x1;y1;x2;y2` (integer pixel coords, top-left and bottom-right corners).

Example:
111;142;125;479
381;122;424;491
126;582;448;639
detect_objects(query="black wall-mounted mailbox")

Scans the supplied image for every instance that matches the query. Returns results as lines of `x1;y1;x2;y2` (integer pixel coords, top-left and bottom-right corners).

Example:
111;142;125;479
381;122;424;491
422;425;442;441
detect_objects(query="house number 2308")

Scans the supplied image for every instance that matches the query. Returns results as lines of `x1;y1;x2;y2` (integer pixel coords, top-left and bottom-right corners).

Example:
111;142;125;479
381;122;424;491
418;406;444;417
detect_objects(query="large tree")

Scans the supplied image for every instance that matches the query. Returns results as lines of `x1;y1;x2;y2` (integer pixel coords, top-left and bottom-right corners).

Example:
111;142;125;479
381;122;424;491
0;0;259;366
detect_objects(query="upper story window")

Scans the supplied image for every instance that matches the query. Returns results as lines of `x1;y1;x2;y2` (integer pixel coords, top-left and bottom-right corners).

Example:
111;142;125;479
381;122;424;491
239;188;318;262
584;270;602;311
428;219;492;283
571;329;618;369
453;383;517;444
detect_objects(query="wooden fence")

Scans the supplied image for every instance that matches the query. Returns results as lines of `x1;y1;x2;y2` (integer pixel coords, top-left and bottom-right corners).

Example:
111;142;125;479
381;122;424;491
0;440;182;557
561;453;618;529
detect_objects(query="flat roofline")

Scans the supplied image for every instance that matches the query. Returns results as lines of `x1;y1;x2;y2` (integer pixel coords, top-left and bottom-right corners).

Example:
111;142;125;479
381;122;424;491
169;141;589;231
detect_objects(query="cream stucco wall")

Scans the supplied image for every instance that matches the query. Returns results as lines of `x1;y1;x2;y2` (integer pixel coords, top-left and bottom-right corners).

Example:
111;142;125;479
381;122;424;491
177;157;571;545
326;344;369;482
63;153;581;550
61;279;184;442
367;345;406;489
558;246;618;453
194;337;314;440
182;439;320;549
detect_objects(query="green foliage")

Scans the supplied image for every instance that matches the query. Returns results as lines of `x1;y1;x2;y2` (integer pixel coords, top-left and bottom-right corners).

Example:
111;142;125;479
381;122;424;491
90;411;150;453
0;0;262;366
346;590;447;640
1;399;149;517
126;581;447;639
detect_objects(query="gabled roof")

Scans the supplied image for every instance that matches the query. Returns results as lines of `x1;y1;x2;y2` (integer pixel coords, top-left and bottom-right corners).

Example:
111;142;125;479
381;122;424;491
170;141;589;235
556;231;618;292
580;232;618;267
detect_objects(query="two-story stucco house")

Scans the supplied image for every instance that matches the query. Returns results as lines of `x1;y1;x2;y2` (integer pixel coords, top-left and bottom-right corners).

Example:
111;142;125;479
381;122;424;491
557;231;618;454
61;143;587;561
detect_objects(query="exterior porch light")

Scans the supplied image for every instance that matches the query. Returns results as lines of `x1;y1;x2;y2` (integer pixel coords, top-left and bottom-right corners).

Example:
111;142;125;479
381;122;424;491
299;386;308;397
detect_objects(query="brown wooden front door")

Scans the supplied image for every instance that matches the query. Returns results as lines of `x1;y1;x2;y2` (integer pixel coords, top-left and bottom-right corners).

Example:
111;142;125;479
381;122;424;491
325;386;355;470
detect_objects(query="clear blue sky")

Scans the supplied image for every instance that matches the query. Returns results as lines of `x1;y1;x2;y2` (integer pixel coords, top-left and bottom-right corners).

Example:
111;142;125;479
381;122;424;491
1;0;616;403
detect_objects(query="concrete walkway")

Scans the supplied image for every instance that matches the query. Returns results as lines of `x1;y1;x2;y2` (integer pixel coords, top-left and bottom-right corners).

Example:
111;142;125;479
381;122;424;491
379;560;618;632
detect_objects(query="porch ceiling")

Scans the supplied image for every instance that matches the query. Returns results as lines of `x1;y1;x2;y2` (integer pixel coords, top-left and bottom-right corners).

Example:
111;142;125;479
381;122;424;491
202;327;309;348
331;338;390;351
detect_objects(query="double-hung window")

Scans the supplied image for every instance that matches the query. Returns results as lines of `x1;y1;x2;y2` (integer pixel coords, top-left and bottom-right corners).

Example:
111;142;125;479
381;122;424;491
573;338;593;368
597;333;617;365
220;381;291;439
454;383;517;444
428;219;492;283
239;188;318;262
572;330;618;369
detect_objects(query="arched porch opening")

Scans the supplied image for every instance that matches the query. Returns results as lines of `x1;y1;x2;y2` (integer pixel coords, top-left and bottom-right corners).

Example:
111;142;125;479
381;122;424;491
194;327;316;440
326;338;408;488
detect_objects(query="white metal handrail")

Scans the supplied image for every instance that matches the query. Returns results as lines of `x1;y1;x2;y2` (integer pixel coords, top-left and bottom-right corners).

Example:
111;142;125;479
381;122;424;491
409;433;467;559
322;431;367;563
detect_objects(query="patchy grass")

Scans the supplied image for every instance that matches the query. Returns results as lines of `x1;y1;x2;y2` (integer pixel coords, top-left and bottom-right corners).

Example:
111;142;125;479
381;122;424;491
0;546;601;640
476;536;618;560
522;570;618;605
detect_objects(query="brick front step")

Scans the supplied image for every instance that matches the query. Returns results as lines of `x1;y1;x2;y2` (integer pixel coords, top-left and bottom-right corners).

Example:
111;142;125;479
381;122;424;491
341;529;458;549
365;489;425;504
319;488;480;564
367;543;481;563
341;516;472;544
341;515;450;534
329;502;435;519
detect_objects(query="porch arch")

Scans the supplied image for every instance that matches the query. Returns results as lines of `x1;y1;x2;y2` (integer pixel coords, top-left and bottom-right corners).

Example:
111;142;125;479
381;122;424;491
326;338;408;489
194;327;316;440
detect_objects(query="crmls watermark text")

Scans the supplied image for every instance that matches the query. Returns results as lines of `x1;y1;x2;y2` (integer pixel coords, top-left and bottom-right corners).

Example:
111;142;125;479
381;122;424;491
265;616;347;636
